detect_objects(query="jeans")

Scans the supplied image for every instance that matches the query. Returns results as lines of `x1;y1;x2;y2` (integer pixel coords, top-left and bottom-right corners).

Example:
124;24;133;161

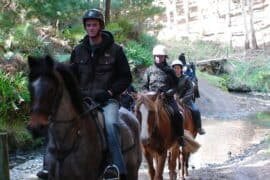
102;99;127;174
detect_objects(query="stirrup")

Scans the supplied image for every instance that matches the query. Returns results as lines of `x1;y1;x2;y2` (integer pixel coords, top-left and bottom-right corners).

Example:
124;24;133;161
103;164;120;180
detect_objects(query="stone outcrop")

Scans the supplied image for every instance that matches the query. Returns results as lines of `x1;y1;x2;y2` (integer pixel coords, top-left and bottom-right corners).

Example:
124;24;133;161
153;0;270;48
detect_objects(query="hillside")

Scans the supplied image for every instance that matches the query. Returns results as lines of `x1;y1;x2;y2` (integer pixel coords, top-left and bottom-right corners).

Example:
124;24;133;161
153;0;270;48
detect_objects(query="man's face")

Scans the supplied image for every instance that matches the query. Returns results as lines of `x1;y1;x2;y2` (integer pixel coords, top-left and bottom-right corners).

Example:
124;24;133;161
154;55;166;64
173;65;182;77
84;19;102;38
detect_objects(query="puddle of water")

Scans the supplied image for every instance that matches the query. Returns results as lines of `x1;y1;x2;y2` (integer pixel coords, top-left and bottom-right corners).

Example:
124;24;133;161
189;116;270;169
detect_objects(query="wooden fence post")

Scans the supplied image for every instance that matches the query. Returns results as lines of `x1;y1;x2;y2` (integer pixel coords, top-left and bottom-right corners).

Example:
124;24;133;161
0;132;10;180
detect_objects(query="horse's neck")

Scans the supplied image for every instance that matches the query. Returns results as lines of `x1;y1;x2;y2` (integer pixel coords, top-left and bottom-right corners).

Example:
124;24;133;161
55;88;77;121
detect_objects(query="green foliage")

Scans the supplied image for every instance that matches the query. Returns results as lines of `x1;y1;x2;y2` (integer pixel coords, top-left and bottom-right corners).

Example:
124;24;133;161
0;70;30;123
137;33;157;51
106;22;127;43
197;71;228;91
125;40;152;69
11;23;49;55
0;10;17;32
0;70;34;150
17;0;92;26
111;0;164;34
228;57;270;92
60;23;85;46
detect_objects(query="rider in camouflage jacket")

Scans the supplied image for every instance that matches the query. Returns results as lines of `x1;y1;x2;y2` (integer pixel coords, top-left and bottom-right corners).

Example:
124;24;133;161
142;44;184;146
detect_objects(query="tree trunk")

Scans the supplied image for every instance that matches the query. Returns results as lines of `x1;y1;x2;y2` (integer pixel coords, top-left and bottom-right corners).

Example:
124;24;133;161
0;133;10;180
248;0;258;49
241;0;250;49
165;1;172;28
172;0;177;26
183;0;189;34
105;0;111;25
226;0;232;48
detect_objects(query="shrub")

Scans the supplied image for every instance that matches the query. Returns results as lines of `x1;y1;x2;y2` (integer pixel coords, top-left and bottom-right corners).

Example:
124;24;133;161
0;71;30;122
125;40;152;69
228;57;270;92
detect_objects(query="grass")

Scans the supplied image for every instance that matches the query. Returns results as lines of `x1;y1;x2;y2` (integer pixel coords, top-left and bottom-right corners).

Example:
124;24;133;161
248;111;270;128
197;71;228;91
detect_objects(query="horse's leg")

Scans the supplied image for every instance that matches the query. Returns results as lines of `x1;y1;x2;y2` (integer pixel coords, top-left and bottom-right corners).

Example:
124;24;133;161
168;146;178;180
185;153;190;177
144;149;155;180
177;147;185;180
154;153;167;180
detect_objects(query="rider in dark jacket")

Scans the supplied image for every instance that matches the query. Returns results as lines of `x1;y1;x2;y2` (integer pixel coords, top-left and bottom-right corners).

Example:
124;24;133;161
171;60;205;135
70;9;132;179
142;44;184;146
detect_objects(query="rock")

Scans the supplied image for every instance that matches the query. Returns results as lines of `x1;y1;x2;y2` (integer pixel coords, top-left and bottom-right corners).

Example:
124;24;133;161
227;83;251;93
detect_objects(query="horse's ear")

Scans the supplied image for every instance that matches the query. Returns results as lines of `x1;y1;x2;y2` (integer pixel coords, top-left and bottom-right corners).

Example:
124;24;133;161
45;55;54;69
28;56;39;70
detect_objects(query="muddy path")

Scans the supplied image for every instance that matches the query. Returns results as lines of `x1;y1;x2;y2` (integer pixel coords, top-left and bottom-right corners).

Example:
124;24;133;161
9;78;270;180
139;78;270;180
187;78;270;180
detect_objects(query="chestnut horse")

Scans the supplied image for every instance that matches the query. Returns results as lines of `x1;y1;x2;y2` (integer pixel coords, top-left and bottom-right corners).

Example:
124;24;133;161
27;56;142;180
135;92;199;180
168;100;199;179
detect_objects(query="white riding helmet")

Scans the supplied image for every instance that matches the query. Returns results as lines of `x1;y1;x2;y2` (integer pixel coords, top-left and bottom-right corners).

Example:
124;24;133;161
171;59;183;67
152;44;167;56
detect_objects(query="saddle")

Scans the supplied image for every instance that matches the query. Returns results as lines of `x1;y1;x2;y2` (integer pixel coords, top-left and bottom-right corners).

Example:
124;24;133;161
83;98;135;154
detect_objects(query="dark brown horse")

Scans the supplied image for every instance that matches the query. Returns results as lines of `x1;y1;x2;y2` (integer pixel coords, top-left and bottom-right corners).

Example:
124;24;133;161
168;99;199;179
135;92;199;180
27;56;142;180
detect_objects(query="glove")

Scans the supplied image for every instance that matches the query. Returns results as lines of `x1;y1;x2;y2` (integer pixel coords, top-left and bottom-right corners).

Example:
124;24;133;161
93;90;112;103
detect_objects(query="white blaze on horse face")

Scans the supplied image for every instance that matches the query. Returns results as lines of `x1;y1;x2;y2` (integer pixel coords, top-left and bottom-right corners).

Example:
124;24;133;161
140;104;150;140
32;78;43;96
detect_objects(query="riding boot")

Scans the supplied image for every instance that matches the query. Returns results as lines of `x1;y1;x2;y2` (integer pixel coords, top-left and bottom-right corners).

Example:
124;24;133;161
168;99;185;146
191;109;205;135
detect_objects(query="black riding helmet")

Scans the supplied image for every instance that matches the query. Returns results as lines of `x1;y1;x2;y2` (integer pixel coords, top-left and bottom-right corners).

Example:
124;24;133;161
82;9;105;29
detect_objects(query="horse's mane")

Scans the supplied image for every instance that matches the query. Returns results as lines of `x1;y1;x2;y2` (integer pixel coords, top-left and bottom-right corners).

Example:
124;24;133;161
55;63;84;114
28;56;84;114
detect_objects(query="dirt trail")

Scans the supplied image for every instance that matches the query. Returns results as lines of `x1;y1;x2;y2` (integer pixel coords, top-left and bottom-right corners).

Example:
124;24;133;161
10;78;270;180
139;78;270;180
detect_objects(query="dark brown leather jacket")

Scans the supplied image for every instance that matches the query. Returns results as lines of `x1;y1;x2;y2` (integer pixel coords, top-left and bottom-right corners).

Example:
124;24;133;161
176;74;194;105
70;31;132;99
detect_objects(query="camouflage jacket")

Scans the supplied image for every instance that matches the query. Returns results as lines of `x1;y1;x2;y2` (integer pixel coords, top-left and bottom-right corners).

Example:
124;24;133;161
142;63;177;92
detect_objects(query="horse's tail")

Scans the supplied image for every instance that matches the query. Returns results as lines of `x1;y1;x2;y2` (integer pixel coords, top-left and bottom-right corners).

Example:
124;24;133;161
183;130;200;153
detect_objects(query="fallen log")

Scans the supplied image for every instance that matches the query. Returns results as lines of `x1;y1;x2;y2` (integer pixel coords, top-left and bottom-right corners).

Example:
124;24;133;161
196;58;227;74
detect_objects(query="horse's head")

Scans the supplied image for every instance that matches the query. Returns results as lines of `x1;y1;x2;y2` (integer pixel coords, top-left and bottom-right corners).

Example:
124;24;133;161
27;55;60;137
135;92;158;145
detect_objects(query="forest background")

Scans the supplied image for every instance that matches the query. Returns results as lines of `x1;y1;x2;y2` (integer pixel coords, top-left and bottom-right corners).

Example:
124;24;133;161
0;0;269;151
